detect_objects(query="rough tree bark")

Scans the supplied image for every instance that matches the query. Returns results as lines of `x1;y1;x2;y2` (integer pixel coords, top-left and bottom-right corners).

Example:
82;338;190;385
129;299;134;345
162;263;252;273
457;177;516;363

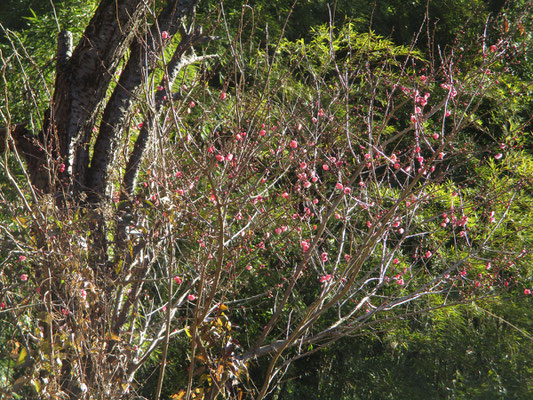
1;2;529;399
2;0;199;203
1;1;202;398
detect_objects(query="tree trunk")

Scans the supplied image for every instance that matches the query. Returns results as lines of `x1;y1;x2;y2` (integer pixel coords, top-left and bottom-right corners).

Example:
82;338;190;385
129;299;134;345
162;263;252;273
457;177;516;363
1;1;200;398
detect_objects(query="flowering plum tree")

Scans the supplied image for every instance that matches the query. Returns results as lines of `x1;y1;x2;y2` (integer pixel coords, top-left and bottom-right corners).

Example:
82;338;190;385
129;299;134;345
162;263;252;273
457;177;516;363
0;1;531;399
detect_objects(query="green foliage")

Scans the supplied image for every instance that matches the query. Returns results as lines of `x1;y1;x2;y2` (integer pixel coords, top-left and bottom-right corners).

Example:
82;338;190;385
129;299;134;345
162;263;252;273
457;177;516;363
277;299;533;400
0;0;97;124
0;1;532;399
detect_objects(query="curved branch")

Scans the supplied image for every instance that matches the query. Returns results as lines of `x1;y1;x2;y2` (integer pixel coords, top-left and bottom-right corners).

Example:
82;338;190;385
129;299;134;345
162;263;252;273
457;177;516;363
86;0;200;201
50;0;148;196
122;37;216;197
